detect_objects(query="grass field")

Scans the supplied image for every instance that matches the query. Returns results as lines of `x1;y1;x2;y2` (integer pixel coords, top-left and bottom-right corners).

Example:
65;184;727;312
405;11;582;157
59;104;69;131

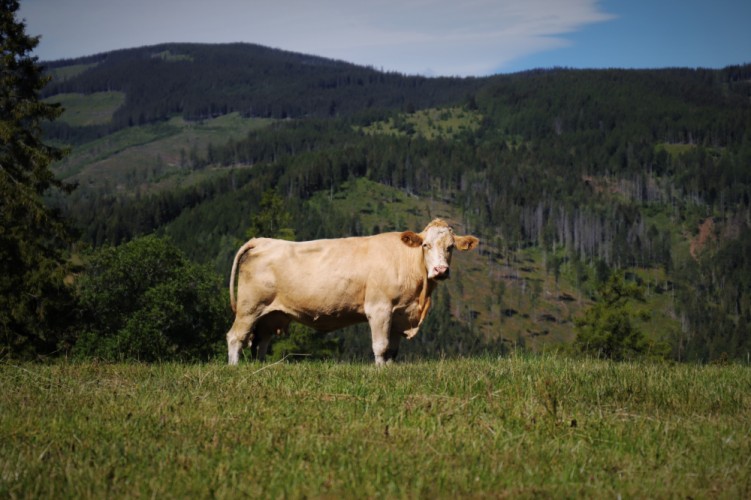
1;355;748;498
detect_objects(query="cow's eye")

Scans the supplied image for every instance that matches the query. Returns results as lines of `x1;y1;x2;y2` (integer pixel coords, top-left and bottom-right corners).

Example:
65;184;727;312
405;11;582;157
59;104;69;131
423;243;432;250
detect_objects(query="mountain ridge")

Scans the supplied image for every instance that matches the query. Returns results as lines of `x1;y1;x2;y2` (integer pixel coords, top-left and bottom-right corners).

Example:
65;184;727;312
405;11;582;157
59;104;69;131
41;42;484;142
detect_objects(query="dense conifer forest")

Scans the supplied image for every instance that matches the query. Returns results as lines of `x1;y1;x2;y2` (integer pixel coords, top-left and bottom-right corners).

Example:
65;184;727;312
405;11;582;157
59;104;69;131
27;43;751;361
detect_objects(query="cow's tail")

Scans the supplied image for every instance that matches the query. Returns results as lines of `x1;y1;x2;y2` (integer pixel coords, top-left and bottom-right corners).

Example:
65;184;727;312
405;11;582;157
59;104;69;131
229;240;256;313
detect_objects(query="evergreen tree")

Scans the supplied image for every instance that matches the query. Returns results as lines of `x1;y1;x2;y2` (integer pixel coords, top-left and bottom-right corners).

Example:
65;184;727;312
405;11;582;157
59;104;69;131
574;272;668;360
0;1;74;358
245;188;296;240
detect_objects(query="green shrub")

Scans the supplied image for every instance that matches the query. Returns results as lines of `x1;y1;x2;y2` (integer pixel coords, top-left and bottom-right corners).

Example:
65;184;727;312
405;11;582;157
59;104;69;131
74;236;228;361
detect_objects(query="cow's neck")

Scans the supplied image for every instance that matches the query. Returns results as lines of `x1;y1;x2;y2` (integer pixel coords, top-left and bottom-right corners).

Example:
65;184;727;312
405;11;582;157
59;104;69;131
402;273;438;339
417;272;438;315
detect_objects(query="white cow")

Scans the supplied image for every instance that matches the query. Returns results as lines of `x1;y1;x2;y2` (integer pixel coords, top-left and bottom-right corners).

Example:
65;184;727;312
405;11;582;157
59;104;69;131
226;219;479;364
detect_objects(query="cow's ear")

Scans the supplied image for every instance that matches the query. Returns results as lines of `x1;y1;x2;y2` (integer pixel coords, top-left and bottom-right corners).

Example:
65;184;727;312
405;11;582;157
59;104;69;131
400;231;423;248
455;235;479;251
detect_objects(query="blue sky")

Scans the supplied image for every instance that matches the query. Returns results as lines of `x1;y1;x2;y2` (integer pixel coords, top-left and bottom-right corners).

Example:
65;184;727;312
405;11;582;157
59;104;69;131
19;0;751;77
503;0;751;73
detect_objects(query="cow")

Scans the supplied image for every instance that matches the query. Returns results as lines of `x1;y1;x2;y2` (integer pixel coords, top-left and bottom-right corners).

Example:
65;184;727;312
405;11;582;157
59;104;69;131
226;219;479;365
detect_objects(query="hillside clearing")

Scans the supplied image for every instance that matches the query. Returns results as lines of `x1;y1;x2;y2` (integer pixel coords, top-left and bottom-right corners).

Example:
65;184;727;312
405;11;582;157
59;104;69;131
43;91;126;127
1;356;748;498
359;106;482;140
52;113;274;191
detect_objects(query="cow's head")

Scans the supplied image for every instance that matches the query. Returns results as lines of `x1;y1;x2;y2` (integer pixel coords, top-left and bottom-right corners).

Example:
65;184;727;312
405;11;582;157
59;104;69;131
401;219;479;280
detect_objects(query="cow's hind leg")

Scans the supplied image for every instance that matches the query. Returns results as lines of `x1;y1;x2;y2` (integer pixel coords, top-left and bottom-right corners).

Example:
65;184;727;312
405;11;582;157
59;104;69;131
383;329;403;363
251;327;273;361
253;312;290;361
227;310;263;365
227;317;251;365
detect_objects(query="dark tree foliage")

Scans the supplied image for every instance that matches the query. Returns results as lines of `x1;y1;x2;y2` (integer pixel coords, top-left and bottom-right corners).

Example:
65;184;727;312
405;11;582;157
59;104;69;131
673;224;751;362
0;1;75;358
74;236;228;361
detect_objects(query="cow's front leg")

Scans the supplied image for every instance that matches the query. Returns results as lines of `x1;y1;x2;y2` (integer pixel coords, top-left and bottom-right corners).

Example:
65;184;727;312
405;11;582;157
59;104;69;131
365;303;392;366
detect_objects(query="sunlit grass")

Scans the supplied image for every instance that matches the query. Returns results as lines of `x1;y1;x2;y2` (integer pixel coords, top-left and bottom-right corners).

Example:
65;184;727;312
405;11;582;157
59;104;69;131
1;355;749;497
360;106;482;140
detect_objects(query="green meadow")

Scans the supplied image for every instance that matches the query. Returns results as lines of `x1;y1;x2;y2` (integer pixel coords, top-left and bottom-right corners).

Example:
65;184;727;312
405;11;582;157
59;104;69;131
2;355;748;498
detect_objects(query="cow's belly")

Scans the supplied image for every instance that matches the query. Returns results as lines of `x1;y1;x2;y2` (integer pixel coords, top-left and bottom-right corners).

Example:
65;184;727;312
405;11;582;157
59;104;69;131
269;299;421;335
292;310;367;332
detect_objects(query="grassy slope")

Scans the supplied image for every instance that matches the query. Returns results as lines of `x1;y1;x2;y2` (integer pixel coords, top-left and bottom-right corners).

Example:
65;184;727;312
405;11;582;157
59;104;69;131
44;89;272;190
53;113;273;192
1;357;749;498
44;91;126;127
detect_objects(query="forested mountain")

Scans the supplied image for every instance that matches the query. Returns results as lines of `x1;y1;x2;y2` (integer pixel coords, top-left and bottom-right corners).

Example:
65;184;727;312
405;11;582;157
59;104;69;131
42;43;751;362
42;42;481;143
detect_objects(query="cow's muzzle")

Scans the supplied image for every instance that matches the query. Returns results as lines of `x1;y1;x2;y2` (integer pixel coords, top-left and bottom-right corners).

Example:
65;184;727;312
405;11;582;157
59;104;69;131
432;266;450;280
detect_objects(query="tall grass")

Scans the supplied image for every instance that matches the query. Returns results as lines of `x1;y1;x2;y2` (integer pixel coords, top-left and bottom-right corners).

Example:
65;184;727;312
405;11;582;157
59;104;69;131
1;355;749;498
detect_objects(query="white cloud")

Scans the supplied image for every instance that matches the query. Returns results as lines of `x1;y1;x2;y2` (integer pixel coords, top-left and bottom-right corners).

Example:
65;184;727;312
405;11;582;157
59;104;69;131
20;0;614;76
